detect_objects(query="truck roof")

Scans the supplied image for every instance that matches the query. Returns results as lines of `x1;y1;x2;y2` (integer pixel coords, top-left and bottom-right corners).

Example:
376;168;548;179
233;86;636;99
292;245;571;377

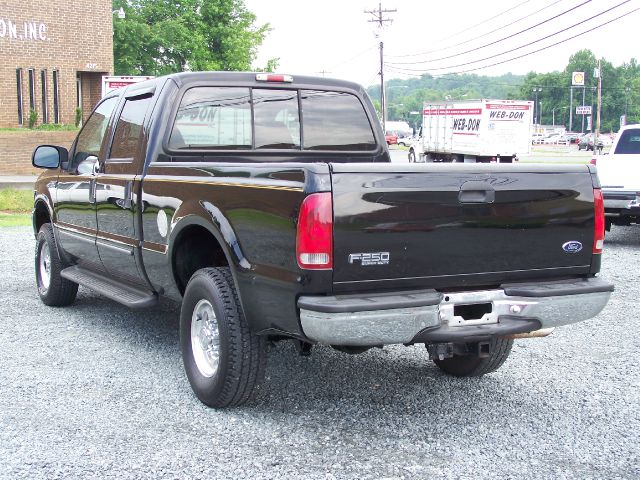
125;71;366;92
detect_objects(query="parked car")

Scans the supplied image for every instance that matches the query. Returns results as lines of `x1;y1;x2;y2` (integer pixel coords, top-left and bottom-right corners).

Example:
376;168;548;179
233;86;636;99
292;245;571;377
542;134;563;144
564;132;581;144
385;133;398;145
397;135;413;147
578;133;604;152
531;133;545;144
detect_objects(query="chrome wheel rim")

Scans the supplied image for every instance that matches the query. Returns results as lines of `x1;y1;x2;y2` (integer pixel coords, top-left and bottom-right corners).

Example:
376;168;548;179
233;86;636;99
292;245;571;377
191;299;221;378
39;242;52;291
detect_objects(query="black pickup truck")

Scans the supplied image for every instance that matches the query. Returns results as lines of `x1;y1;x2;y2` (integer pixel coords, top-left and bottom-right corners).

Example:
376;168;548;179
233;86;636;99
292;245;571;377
32;72;613;408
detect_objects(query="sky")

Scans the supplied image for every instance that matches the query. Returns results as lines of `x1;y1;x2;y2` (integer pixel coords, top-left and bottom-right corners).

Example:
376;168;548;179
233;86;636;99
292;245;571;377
245;0;640;88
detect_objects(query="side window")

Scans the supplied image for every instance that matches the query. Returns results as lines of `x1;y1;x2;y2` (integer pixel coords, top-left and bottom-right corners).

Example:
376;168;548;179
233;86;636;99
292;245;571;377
169;87;251;149
110;95;153;160
253;89;300;149
301;90;375;151
73;96;118;169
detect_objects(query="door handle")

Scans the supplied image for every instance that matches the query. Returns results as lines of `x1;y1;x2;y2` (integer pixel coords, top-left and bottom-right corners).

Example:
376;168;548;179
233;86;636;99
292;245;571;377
123;180;133;209
458;181;495;204
89;179;97;204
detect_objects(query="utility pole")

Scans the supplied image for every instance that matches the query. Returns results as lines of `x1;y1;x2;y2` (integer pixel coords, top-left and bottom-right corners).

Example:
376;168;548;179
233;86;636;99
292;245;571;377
569;87;574;132
595;59;602;150
365;3;396;134
581;86;586;133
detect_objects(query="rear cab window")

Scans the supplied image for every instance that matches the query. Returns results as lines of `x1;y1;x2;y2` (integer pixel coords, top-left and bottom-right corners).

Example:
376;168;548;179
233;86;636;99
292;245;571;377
166;85;376;156
614;128;640;154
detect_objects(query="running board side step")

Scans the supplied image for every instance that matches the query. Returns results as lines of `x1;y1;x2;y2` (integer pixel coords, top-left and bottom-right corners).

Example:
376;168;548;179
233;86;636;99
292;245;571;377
61;266;158;309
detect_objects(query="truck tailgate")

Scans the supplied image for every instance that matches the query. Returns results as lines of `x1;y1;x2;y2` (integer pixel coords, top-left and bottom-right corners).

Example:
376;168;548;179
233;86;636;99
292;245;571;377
330;163;596;292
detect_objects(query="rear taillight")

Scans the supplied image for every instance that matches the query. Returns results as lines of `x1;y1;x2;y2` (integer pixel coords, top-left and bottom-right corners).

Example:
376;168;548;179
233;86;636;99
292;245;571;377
296;193;333;269
590;157;597;165
593;188;605;254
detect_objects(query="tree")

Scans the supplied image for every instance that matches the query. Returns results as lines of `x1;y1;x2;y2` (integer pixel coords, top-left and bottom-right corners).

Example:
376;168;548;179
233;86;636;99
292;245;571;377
112;0;276;75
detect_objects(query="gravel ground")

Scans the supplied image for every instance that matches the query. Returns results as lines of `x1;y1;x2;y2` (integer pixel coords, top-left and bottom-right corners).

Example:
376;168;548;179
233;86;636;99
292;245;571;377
0;225;638;479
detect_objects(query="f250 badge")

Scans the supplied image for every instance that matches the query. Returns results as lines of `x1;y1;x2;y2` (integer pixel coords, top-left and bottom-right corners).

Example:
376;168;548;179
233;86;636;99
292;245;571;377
562;241;583;253
348;252;390;266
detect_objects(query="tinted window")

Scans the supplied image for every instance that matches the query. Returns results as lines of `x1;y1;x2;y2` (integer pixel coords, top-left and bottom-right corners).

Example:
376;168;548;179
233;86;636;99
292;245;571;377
254;89;300;149
301;90;375;151
170;87;251;149
73;96;118;167
110;95;153;159
614;129;640;155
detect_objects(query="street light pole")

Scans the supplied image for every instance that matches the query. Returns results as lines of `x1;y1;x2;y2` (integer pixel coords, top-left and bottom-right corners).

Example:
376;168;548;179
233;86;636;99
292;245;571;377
532;87;542;125
625;86;631;119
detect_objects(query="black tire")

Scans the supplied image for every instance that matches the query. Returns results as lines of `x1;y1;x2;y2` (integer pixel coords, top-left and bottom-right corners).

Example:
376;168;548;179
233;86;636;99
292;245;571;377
433;337;513;377
35;224;78;306
408;149;416;162
180;267;267;408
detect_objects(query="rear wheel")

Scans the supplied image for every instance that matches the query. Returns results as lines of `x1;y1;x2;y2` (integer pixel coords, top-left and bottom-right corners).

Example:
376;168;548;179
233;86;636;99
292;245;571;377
180;267;267;408
35;224;78;306
433;337;513;377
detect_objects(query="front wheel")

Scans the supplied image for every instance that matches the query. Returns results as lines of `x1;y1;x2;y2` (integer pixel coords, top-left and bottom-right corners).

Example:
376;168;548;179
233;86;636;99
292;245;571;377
180;267;267;408
433;337;513;377
408;149;416;162
35;224;78;306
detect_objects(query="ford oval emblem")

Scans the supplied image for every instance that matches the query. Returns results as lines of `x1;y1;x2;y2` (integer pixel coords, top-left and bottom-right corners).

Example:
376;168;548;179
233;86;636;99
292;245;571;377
562;241;583;253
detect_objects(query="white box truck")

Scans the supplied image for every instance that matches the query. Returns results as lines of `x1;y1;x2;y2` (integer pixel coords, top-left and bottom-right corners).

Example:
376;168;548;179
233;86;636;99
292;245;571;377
102;75;154;97
408;99;533;163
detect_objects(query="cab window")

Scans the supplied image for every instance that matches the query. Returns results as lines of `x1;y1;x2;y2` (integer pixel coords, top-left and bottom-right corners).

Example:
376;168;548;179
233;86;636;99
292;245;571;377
614;129;640;155
169;87;251;149
72;96;118;170
301;90;375;151
253;89;300;149
110;95;153;160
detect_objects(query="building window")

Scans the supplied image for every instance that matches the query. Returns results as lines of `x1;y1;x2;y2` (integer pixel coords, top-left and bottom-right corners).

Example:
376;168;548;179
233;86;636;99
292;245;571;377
16;69;23;126
52;70;60;124
41;70;48;124
28;69;35;112
76;74;82;109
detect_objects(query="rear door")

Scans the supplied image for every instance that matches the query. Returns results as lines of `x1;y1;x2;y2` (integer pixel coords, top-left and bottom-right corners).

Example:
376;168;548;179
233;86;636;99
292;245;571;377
95;90;155;284
331;164;596;293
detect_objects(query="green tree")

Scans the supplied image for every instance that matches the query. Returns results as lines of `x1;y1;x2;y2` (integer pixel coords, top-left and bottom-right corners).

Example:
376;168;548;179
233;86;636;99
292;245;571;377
112;0;275;75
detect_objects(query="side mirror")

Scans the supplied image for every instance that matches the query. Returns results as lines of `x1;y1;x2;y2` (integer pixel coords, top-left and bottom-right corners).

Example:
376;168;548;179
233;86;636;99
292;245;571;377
32;145;68;169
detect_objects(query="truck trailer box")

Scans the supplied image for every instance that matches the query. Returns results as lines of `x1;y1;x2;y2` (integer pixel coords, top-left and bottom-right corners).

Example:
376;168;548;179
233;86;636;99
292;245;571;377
419;99;533;162
102;75;155;97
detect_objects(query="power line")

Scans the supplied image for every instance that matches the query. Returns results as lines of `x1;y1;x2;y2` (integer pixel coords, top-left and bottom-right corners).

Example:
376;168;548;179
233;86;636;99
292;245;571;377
387;0;565;59
328;45;376;74
387;0;592;65
384;7;639;78
388;0;534;60
387;0;630;72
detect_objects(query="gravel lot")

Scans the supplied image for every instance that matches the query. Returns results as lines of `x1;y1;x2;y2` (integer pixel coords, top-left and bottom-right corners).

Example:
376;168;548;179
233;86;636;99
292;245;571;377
1;225;638;479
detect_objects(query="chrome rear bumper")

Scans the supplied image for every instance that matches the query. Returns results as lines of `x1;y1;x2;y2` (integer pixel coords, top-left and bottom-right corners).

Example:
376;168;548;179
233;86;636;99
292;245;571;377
603;189;640;213
298;278;613;346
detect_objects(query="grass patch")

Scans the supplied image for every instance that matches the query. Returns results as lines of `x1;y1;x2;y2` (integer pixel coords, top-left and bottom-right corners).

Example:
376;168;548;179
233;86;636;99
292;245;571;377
0;213;31;227
0;189;33;227
0;189;33;213
0;124;78;132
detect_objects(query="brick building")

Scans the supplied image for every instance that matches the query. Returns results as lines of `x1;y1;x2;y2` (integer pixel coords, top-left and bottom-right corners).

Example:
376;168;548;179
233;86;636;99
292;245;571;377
0;0;114;128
